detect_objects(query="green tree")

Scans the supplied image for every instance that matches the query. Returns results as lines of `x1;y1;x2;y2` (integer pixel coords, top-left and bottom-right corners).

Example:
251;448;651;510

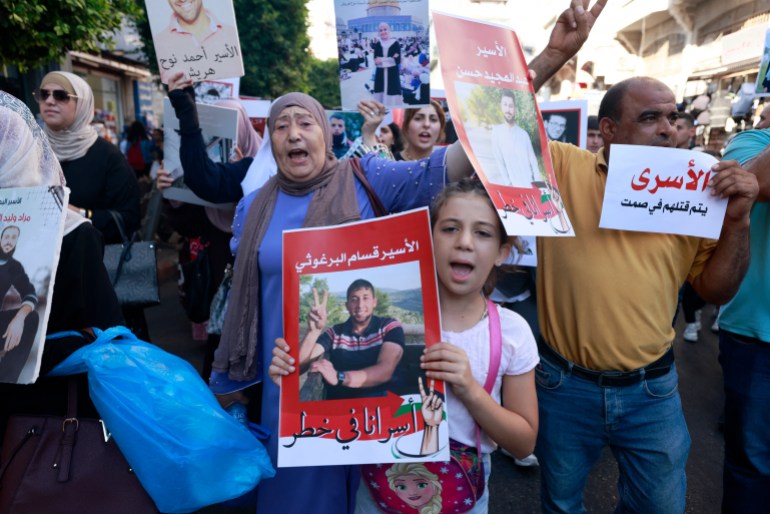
307;57;341;108
233;0;310;97
0;0;141;72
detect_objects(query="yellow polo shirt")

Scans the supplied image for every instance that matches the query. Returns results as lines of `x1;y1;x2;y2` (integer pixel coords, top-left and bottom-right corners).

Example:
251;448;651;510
537;142;717;371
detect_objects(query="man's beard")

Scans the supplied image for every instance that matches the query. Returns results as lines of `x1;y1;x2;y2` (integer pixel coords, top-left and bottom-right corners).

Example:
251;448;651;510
504;114;515;125
0;247;15;261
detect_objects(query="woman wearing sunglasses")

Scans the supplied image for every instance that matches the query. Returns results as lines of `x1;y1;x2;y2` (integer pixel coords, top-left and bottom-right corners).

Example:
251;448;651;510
35;72;144;338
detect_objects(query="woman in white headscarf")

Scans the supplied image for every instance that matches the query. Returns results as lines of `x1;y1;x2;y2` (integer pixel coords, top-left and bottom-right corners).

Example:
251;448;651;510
36;72;146;338
0;91;123;383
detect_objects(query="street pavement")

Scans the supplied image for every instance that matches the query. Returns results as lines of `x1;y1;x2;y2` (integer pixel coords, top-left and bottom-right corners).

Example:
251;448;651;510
148;247;726;513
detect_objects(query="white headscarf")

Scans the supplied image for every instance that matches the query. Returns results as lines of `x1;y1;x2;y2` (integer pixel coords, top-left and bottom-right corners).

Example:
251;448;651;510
41;71;99;162
0;91;88;235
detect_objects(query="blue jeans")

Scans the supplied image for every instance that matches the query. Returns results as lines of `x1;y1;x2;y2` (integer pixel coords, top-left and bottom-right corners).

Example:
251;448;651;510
719;330;770;514
535;354;690;513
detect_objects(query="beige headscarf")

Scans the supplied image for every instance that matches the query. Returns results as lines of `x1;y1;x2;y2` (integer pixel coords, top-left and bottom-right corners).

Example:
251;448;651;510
215;92;361;381
40;71;99;162
0;91;87;235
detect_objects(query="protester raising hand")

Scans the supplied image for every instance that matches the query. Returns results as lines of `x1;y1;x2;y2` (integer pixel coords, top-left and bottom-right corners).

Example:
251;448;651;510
357;99;386;148
530;0;607;91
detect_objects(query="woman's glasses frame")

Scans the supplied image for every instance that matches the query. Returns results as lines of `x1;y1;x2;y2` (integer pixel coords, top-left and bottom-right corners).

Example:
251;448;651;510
33;89;78;103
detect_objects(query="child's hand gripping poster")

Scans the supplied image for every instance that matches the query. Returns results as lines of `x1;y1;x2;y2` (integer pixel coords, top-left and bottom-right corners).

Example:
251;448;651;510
280;208;448;467
433;12;574;237
0;186;68;384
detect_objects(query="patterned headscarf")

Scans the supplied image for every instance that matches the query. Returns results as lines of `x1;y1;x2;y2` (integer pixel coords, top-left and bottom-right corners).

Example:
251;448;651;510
0;91;88;234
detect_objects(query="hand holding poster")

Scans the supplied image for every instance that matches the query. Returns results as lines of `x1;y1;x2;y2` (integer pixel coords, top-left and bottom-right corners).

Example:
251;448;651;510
279;209;447;467
432;12;573;237
0;186;68;384
145;0;244;84
599;145;727;238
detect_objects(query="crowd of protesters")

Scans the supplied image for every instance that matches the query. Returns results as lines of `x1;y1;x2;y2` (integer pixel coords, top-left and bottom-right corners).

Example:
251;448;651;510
1;0;770;513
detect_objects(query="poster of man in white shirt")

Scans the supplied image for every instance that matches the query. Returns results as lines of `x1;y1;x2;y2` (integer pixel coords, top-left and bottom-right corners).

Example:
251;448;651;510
489;89;541;188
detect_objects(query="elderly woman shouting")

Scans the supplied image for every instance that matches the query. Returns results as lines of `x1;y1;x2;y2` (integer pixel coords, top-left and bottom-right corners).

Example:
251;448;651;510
167;73;472;512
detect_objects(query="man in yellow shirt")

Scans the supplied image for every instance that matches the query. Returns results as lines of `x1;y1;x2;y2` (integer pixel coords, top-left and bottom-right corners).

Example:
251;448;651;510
534;77;758;513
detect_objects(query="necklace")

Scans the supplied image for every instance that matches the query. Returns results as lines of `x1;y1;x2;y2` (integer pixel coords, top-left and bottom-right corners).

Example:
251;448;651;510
401;148;428;161
479;297;488;323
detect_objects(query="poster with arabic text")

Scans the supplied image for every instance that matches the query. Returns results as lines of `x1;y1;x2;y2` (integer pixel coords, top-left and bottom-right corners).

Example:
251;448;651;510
599;145;727;238
0;186;68;384
144;0;244;84
433;11;573;237
279;208;447;467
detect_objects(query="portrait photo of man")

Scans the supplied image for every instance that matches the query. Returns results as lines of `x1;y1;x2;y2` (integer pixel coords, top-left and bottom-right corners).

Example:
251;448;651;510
544;113;568;142
330;114;354;159
149;0;244;83
490;89;541;188
298;279;405;401
0;225;40;383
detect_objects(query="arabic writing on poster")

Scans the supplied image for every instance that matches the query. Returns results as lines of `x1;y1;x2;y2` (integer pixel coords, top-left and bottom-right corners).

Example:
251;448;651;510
295;239;421;273
600;145;727;238
453;41;530;86
158;43;241;81
284;398;427;449
2;213;31;223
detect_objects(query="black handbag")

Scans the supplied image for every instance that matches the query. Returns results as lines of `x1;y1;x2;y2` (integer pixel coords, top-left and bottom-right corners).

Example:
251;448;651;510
0;379;158;513
103;210;160;307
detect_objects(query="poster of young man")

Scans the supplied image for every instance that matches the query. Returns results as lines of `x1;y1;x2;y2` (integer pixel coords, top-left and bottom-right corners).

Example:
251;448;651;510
433;12;573;237
539;100;588;149
325;110;366;159
279;209;448;467
144;0;244;84
0;186;68;384
334;0;431;110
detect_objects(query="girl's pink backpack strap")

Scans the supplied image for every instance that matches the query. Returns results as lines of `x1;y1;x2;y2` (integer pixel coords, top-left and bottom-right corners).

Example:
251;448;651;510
483;298;502;394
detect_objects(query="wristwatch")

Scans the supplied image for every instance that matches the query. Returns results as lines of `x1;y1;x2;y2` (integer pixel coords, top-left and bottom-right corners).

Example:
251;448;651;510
337;371;346;386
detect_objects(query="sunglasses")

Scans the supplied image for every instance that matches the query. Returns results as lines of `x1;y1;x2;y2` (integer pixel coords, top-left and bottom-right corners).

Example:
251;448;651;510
34;88;78;103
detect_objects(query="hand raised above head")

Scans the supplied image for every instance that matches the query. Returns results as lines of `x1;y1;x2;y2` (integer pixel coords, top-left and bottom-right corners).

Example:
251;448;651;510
167;71;193;92
546;0;607;62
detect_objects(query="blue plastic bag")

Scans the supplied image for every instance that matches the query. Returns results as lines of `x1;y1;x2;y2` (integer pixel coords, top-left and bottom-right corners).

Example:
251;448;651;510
49;326;275;513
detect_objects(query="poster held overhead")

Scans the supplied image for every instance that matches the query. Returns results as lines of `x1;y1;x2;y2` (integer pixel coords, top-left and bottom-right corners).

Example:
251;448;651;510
144;0;244;84
333;0;431;110
432;12;573;237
